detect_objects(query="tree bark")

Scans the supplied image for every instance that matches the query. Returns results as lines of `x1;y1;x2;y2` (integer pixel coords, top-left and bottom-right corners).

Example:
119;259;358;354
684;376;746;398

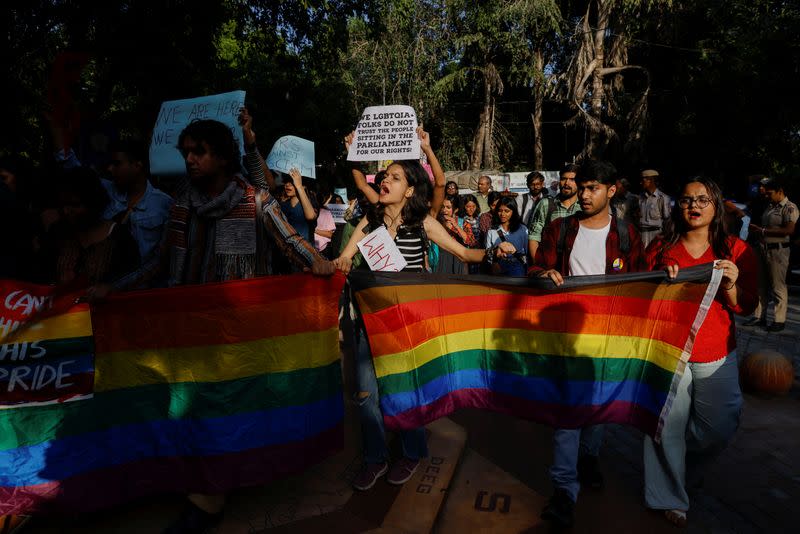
470;70;493;170
532;48;544;169
588;0;610;158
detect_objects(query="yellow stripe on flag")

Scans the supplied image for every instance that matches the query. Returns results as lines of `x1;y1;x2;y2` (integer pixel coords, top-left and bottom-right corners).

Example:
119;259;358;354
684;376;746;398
372;328;683;379
95;327;340;391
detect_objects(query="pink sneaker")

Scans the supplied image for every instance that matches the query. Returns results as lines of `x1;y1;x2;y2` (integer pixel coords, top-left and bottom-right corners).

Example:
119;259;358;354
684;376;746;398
352;462;388;491
386;457;420;485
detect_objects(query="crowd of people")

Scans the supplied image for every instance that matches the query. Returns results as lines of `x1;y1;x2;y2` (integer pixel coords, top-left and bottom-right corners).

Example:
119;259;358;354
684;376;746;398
0;107;797;533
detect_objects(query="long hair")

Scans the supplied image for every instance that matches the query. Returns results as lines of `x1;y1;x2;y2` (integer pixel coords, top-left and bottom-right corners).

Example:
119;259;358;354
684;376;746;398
438;194;462;223
656;176;732;264
367;160;432;229
461;194;481;217
492;196;522;233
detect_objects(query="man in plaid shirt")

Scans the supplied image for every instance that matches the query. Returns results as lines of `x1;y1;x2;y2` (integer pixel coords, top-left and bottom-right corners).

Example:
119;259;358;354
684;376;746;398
527;164;581;262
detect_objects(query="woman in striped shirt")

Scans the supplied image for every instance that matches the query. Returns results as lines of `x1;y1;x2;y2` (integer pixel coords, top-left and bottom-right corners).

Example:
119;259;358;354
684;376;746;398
334;131;512;492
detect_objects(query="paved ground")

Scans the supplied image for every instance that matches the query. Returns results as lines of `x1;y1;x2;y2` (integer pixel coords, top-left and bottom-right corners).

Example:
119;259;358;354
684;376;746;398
24;289;800;533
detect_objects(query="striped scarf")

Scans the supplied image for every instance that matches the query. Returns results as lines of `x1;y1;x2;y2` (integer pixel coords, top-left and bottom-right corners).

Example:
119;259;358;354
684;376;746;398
168;177;259;285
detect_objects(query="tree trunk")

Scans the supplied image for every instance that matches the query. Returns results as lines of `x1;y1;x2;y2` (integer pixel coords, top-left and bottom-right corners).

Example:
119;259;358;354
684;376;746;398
532;48;544;169
470;72;493;170
588;0;610;158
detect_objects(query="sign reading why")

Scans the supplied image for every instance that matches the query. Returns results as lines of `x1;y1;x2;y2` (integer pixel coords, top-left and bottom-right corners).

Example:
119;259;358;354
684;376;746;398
347;105;420;162
150;90;246;175
0;282;94;408
357;226;407;272
267;135;316;179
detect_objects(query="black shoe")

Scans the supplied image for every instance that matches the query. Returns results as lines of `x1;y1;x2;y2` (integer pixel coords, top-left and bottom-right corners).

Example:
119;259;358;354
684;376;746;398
541;488;575;528
766;322;785;332
743;317;766;327
577;454;604;490
162;501;223;534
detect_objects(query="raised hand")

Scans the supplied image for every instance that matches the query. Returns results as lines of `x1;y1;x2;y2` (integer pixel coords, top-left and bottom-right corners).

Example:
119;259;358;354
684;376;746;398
238;107;256;145
289;168;303;187
417;126;431;151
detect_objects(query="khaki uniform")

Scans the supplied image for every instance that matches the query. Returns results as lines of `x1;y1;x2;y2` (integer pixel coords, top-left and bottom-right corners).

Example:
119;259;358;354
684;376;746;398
754;197;798;323
639;189;671;247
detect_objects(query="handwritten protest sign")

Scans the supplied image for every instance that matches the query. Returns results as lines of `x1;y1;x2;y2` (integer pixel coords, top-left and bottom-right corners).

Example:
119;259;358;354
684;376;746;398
347;105;420;162
326;203;347;224
1;282;93;408
266;135;316;179
149;90;246;175
357;226;407;272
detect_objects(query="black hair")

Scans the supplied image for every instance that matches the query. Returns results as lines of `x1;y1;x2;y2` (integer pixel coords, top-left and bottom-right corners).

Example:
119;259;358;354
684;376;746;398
492;195;522;232
657;176;732;263
561;163;580;177
57;166;109;223
578;160;617;186
177;120;240;175
762;177;785;192
367;160;431;229
109;138;149;170
526;171;545;187
439;194;462;222
445;180;459;193
487;191;501;207
374;170;387;186
461;194;481;216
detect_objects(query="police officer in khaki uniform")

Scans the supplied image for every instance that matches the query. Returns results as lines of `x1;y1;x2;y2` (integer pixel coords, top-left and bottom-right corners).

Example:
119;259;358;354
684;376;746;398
745;178;798;331
639;169;671;247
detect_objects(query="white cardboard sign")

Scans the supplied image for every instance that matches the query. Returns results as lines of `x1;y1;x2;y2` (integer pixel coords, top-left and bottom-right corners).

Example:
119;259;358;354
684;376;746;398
347;105;420;162
326;203;347;224
357;226;407;272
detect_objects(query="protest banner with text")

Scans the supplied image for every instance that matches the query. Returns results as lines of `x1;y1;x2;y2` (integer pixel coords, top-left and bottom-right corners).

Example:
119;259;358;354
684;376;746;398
347;105;420;162
0;281;93;407
149;90;246;175
266;135;316;179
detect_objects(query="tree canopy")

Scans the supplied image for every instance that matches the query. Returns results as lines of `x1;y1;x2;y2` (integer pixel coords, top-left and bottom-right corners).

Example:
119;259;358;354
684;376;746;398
2;0;798;191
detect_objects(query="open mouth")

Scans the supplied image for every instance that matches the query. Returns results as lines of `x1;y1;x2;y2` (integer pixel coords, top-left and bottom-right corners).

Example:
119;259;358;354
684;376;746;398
688;210;702;219
380;183;390;195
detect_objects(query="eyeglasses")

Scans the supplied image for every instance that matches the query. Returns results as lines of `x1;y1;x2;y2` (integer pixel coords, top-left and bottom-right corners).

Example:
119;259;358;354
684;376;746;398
678;196;712;209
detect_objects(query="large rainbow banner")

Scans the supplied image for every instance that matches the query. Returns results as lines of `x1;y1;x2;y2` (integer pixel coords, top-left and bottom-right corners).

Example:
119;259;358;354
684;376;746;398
0;274;345;516
350;265;721;442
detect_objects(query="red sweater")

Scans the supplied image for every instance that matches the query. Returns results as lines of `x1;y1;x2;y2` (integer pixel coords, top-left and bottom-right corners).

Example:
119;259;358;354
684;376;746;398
645;237;758;363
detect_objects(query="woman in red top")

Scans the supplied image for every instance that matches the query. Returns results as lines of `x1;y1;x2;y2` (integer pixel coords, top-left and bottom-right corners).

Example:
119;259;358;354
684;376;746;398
643;177;758;528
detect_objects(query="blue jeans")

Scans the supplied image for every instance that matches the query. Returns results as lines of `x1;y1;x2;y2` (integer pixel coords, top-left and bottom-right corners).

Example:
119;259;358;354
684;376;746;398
550;425;605;502
353;319;427;464
644;351;742;511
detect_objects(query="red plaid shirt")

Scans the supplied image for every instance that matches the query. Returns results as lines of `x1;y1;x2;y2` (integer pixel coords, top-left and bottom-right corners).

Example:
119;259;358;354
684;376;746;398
528;215;645;276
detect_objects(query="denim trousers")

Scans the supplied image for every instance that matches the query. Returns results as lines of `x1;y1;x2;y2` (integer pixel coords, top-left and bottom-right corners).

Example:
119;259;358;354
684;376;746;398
550;425;605;502
353;318;428;464
644;351;742;511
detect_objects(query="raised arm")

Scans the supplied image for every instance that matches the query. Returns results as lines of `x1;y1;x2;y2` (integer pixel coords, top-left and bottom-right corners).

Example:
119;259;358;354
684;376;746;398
419;127;446;217
289;168;317;221
345;131;380;205
239;107;276;190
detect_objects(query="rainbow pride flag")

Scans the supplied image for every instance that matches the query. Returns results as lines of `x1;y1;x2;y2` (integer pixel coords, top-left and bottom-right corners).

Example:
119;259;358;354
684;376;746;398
0;274;345;516
350;265;721;441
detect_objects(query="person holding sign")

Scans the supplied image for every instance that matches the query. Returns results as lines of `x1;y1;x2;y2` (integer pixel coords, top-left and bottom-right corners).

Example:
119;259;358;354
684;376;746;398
280;168;317;244
344;127;447;218
109;119;334;532
332;148;513;491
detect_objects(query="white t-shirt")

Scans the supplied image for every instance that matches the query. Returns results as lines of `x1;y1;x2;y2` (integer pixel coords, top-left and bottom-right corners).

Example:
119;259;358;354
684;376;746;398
568;220;611;276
